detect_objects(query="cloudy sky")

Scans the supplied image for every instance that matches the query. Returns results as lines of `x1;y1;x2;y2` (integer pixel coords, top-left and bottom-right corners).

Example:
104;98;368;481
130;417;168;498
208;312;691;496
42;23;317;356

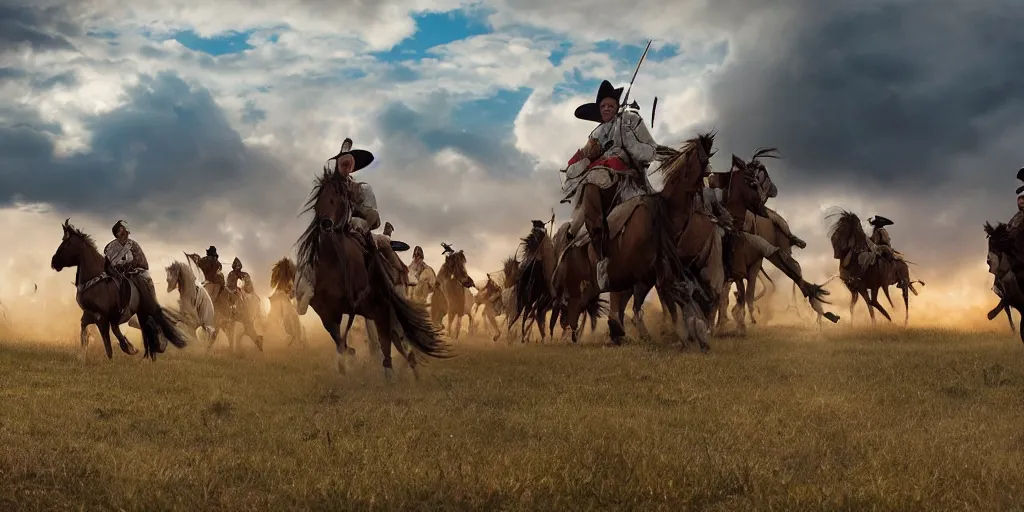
2;0;1022;324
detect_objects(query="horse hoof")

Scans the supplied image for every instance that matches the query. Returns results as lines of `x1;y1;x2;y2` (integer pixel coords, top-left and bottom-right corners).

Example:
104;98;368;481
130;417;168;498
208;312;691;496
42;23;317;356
383;367;396;382
700;343;710;353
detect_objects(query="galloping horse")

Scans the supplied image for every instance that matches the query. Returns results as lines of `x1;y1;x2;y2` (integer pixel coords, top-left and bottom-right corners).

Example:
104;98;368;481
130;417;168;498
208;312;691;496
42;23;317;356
50;219;190;360
707;150;832;333
185;253;264;352
165;260;216;344
828;210;923;325
268;257;306;347
432;250;476;340
553;133;722;349
296;163;448;378
509;223;558;343
985;222;1024;339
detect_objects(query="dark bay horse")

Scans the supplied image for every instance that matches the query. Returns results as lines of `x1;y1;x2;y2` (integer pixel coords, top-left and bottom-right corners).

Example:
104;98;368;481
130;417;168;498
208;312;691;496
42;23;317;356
50;219;190;361
509;223;558;343
296;166;448;378
985;222;1024;340
828;210;921;326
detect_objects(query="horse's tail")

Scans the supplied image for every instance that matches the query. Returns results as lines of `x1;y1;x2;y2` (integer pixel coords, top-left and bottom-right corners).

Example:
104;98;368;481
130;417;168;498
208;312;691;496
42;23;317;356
587;295;608;328
369;252;449;359
154;306;191;349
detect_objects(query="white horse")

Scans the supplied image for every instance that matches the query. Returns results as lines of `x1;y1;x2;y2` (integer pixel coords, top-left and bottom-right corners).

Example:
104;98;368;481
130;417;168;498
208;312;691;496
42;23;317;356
165;260;216;343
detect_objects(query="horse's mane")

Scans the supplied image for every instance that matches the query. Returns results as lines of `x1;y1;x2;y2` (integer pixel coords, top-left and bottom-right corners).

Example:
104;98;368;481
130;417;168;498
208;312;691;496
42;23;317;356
166;260;196;286
295;167;364;271
654;131;717;191
827;210;871;256
521;228;545;257
271;257;297;290
62;219;98;252
985;222;1016;254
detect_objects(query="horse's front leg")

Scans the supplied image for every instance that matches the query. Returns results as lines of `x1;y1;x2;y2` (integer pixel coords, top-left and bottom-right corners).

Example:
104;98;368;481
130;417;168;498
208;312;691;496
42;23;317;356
110;322;139;356
97;318;115;360
632;282;654;342
79;312;96;361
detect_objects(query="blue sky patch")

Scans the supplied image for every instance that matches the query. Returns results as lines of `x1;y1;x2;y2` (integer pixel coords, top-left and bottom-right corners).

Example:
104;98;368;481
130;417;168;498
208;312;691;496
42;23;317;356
373;8;492;62
172;30;254;56
450;88;533;131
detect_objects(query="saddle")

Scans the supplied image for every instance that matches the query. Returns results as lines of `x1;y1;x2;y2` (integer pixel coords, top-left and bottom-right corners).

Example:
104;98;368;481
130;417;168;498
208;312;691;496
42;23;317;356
112;269;142;325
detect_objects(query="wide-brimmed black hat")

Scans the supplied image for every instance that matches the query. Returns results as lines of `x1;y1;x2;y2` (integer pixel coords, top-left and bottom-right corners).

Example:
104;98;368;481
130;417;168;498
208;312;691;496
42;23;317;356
1017;167;1024;182
574;80;624;123
868;216;894;228
330;138;374;173
531;219;545;229
441;242;455;256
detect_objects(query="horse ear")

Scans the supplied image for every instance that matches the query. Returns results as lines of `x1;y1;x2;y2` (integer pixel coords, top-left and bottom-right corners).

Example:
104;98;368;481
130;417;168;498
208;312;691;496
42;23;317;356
335;154;355;175
731;155;745;170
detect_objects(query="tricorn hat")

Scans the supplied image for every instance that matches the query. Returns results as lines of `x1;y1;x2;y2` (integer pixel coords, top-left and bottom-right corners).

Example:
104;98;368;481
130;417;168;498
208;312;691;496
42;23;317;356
574;80;624;123
111;220;129;237
868;216;894;228
207;246;218;258
329;138;374;174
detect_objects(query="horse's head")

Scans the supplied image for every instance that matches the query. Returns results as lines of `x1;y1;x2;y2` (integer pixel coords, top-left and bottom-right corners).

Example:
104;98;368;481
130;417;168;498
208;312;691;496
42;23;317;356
308;165;360;234
50;219;92;272
165;263;181;293
442;250;475;288
747;148;779;202
658;131;717;199
827;210;870;260
985;222;1015;273
502;256;520;288
717;149;779;214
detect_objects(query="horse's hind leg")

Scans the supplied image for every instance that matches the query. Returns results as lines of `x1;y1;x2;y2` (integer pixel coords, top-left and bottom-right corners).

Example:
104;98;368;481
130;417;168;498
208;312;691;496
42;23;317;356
632;282;654;342
110;322;139;356
606;292;627;345
370;318;396;382
882;286;895;308
732;281;748;335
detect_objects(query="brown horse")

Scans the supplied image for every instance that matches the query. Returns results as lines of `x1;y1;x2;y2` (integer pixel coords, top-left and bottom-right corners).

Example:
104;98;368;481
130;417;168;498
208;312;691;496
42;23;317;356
50;219;190;360
268;257;306;347
470;276;504;341
297;165;448;378
431;250;476;340
555;133;727;349
185;253;264;353
710;150;823;333
828;210;922;325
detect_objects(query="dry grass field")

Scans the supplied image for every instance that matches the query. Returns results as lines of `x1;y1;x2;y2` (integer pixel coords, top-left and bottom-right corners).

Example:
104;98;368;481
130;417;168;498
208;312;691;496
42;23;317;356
2;323;1024;511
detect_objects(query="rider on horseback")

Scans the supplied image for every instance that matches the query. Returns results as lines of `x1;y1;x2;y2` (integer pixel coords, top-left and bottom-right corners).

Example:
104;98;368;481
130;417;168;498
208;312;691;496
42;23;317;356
561;80;658;291
868;216;905;262
191;246;226;286
104;220;156;298
1010;173;1024;231
328;138;408;287
227;257;255;295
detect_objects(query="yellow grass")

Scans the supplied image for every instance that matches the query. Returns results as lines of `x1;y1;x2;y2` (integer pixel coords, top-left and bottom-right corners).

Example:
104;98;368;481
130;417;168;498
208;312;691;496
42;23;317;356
2;325;1024;511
